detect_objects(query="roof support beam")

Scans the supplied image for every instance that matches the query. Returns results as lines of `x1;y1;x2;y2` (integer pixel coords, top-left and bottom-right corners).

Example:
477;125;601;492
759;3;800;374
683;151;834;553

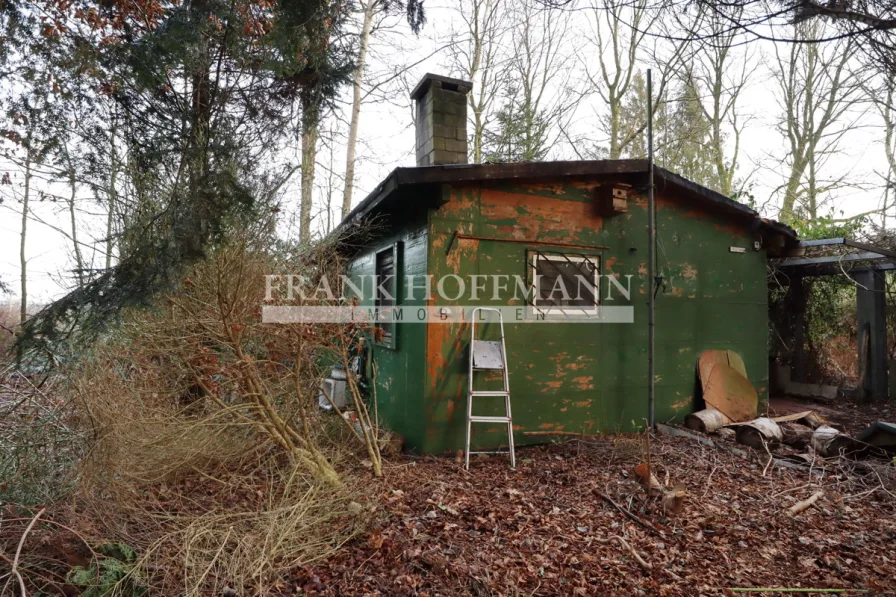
845;239;896;259
773;252;887;268
791;275;807;384
773;262;896;277
856;270;889;402
795;237;896;259
797;237;847;248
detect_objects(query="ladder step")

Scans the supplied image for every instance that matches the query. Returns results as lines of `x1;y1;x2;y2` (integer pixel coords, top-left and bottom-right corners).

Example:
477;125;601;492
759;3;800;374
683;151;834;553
470;415;511;423
466;308;515;471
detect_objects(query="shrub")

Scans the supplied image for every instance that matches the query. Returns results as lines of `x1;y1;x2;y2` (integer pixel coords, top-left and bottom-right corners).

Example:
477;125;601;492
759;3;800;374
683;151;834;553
0;373;84;506
61;233;379;594
67;543;148;597
0;301;17;358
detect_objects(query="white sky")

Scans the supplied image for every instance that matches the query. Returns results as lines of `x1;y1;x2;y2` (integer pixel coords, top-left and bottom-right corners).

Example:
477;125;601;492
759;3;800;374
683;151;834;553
0;1;891;305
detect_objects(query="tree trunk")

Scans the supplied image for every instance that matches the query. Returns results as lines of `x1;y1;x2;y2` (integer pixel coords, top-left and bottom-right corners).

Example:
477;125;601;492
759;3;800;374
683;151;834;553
608;100;621;159
185;10;214;259
342;0;377;219
735;417;783;450
106;113;118;270
685;408;732;433
19;154;30;326
468;0;487;163
68;165;84;286
780;422;814;448
780;158;807;224
300;92;320;243
811;425;861;457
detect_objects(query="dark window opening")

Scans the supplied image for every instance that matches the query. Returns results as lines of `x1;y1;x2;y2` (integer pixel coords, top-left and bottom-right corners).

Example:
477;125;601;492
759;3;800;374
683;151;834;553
530;252;600;316
375;247;396;347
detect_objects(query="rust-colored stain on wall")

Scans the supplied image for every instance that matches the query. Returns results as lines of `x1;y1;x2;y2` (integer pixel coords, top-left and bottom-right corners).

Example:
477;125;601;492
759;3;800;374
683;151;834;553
350;174;772;454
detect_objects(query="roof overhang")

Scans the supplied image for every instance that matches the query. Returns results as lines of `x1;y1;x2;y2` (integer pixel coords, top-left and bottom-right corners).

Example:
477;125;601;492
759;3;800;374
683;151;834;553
335;160;797;243
770;238;896;276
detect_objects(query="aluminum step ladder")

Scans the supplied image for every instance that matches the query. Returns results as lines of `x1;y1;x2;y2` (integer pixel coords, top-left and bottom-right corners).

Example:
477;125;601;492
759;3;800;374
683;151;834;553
465;307;515;470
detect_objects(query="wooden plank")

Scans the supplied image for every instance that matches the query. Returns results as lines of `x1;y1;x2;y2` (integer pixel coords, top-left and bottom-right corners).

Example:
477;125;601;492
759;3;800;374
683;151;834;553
774;252;886;267
656;424;816;473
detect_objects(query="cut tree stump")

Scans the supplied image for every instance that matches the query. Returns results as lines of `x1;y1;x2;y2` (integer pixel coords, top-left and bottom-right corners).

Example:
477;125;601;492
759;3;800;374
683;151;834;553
634;463;664;497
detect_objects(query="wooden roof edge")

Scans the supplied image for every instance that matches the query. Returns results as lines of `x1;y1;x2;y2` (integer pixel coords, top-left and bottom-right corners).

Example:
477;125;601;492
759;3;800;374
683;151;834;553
333;161;798;241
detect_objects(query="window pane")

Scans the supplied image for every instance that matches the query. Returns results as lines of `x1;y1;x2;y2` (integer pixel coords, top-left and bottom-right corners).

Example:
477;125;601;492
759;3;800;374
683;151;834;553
533;254;599;310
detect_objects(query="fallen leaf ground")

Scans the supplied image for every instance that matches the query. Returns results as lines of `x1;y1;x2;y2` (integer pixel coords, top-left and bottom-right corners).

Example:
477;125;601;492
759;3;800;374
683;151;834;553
297;426;896;596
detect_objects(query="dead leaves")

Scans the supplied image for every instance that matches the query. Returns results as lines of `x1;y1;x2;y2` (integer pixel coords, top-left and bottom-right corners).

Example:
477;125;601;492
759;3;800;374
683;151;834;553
298;437;893;596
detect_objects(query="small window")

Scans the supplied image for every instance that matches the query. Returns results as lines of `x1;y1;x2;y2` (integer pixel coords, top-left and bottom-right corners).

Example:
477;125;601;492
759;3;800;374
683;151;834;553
530;251;600;316
375;246;397;347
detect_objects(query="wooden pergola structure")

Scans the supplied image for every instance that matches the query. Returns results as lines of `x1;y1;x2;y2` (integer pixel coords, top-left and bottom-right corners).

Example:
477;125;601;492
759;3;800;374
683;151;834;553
771;238;896;401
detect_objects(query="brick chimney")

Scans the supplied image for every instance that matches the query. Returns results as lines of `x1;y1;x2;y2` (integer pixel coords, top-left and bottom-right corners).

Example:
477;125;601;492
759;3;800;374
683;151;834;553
411;73;473;166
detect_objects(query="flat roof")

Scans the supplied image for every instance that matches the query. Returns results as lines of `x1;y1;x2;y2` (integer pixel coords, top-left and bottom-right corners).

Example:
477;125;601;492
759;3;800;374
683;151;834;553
336;160;797;240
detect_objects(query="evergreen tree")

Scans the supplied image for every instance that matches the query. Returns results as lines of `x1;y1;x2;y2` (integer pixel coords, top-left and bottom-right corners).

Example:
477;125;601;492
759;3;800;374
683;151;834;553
663;79;720;190
618;72;724;193
3;0;423;358
483;83;551;162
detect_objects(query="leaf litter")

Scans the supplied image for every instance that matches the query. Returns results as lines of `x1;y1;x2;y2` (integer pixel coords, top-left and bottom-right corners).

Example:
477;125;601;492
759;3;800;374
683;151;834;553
294;434;896;596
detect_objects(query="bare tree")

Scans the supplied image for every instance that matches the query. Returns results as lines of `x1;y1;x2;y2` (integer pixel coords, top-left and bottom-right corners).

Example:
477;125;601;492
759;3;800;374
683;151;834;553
772;23;864;224
59;139;85;286
869;72;896;226
541;1;896;80
104;109;120;271
446;0;510;163
681;6;754;196
299;92;321;244
483;0;573;162
570;0;688;161
341;0;434;216
585;0;651;159
342;0;379;218
318;119;344;235
19;152;31;325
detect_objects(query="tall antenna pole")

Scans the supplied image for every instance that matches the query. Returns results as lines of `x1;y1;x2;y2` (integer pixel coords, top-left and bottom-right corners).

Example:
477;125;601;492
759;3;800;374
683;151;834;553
647;69;656;429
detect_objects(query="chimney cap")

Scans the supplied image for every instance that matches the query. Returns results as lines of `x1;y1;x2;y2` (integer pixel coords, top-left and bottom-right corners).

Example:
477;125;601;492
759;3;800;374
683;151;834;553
410;73;473;101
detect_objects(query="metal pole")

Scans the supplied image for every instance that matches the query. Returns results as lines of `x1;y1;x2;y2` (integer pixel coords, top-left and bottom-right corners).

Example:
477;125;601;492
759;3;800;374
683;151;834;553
647;69;656;428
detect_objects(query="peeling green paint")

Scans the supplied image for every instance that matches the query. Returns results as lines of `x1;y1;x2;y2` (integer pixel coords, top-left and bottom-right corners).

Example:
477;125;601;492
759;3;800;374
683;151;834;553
346;176;770;454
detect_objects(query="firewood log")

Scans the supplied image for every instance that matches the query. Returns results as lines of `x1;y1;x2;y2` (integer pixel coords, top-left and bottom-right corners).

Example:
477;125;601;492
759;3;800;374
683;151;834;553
780;422;814;449
811;425;861;458
685;408;732;433
735;417;783;450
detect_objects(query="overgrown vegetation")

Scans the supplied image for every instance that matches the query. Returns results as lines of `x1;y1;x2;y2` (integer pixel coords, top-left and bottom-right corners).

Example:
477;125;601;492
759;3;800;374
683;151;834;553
67;543;147;597
0;369;84;506
0;234;388;594
3;0;896;593
770;215;896;387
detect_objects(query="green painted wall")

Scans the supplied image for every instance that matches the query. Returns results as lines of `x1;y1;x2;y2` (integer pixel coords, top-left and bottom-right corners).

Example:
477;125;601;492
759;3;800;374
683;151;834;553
347;177;770;455
344;207;430;451
421;178;768;454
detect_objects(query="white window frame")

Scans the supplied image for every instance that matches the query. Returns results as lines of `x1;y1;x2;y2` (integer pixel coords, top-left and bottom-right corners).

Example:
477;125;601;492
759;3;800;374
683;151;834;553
529;252;601;318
